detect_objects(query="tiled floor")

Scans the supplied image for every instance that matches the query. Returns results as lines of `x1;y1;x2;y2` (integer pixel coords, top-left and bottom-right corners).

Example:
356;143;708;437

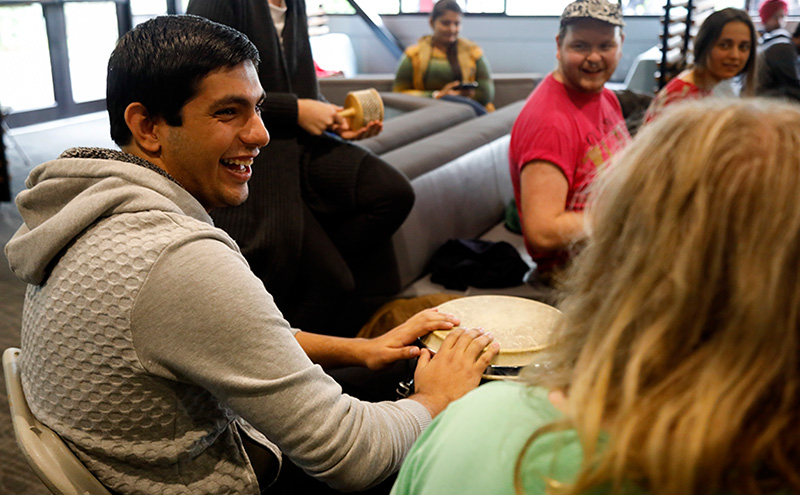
1;112;114;495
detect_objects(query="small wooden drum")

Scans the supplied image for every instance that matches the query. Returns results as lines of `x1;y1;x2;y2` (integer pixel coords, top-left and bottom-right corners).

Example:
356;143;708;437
421;295;561;375
338;88;384;131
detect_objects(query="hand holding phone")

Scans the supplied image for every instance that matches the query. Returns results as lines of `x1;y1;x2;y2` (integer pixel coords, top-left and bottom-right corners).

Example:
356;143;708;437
453;81;479;90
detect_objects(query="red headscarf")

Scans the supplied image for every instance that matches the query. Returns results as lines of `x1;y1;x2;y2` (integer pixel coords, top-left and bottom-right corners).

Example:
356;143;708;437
759;0;789;22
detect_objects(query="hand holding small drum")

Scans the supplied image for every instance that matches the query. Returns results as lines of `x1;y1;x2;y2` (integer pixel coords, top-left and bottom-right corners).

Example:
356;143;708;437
337;88;384;131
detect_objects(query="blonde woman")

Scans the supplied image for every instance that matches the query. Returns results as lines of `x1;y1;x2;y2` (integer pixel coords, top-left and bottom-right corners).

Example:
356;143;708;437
391;98;800;495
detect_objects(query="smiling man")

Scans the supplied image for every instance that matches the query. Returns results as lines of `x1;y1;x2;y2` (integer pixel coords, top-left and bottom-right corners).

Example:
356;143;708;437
509;0;630;294
5;15;498;495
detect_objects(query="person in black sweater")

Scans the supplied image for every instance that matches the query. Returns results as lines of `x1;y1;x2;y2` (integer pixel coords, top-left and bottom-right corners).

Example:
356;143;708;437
186;0;415;336
755;0;800;101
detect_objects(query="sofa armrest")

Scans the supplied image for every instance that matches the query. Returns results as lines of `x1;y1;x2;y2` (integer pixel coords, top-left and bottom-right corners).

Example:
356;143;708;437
491;73;543;108
319;74;395;105
356;94;477;156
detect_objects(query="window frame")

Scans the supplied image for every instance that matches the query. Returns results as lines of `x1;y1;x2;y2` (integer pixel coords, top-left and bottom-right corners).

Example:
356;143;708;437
2;0;134;128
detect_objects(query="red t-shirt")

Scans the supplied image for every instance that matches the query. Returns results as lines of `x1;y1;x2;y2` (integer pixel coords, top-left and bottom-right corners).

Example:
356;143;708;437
509;74;630;273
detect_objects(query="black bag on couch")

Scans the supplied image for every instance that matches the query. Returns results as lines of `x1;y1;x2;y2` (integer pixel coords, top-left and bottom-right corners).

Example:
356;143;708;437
429;239;530;291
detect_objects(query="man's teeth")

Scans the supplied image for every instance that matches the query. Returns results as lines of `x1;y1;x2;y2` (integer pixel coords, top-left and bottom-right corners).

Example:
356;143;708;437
221;158;252;170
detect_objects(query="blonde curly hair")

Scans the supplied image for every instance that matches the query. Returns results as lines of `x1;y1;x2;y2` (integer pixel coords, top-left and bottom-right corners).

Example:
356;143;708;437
518;98;800;495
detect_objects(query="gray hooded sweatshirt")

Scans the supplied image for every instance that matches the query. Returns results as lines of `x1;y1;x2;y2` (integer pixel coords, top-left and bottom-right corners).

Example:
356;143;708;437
5;148;430;494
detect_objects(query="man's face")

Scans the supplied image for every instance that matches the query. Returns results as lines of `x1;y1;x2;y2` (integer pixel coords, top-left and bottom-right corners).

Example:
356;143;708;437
156;60;268;211
555;20;624;94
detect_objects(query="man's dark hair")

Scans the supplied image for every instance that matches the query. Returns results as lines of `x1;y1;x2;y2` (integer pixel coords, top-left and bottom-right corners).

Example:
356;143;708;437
107;15;260;146
431;0;462;22
793;21;800;38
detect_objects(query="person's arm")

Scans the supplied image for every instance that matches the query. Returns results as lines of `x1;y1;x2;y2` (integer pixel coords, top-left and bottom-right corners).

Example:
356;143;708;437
294;308;459;370
393;55;435;97
393;55;415;92
297;324;498;418
295;99;382;140
473;56;495;106
132;233;496;490
519;161;586;253
296;98;345;135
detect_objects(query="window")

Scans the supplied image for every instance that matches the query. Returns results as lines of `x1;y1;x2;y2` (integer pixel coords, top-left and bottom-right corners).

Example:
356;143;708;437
130;0;169;15
320;0;673;15
1;0;127;128
0;4;55;112
64;2;119;103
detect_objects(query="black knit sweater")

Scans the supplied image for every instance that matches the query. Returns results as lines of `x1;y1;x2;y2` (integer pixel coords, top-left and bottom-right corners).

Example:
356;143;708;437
186;0;366;302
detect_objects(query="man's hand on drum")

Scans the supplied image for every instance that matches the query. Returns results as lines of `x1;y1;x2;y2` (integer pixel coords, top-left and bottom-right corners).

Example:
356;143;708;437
411;328;499;418
357;308;459;371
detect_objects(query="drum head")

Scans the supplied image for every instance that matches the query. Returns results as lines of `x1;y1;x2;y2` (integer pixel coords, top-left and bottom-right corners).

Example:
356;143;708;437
421;295;560;368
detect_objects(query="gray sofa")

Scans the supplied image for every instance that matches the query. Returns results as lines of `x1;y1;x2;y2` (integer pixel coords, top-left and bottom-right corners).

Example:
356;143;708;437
318;75;650;311
317;74;547;305
383;100;534;298
344;98;541;302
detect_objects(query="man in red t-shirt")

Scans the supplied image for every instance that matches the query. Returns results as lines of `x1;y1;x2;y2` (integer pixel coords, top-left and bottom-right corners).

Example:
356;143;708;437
509;0;630;284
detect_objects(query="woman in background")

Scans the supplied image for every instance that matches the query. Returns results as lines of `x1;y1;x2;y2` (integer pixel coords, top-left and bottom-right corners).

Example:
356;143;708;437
755;0;800;101
391;98;800;495
393;0;495;114
645;8;757;122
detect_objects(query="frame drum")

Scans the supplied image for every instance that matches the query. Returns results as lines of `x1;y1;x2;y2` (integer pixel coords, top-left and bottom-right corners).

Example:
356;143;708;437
421;295;560;373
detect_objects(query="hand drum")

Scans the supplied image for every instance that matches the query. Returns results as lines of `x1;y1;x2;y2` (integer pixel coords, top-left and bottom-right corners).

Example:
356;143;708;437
421;295;561;369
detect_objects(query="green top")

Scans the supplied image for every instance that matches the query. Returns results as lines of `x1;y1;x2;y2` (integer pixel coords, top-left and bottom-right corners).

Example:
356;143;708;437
391;381;591;495
393;39;495;107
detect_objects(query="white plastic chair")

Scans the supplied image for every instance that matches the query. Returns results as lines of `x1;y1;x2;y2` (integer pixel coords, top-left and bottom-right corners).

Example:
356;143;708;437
3;347;112;495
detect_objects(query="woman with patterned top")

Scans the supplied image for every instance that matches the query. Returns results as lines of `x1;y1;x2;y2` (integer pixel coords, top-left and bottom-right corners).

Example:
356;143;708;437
644;8;757;123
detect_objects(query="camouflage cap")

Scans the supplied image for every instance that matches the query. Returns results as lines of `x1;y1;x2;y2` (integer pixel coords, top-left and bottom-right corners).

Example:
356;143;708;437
560;0;625;27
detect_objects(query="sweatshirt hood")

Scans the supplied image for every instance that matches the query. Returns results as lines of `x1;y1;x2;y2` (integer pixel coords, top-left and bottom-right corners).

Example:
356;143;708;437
5;147;213;285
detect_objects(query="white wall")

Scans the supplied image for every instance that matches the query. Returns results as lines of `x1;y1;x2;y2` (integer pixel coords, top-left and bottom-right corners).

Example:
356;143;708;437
326;15;662;82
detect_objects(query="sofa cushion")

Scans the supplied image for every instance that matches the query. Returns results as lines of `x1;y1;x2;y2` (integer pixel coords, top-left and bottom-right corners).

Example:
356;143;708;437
356;94;477;156
382;100;525;181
